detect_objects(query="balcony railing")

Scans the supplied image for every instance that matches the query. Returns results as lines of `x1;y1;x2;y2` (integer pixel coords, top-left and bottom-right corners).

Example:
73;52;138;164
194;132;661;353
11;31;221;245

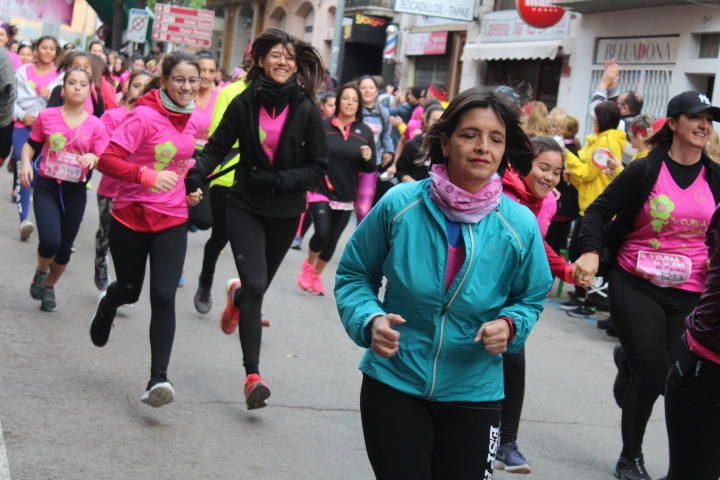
345;0;395;11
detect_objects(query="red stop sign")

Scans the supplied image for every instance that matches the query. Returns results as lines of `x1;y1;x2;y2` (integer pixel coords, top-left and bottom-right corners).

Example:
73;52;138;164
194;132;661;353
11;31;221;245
516;0;565;28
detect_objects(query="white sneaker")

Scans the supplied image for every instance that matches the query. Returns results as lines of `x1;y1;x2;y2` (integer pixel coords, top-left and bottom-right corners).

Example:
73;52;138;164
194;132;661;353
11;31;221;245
141;381;175;408
19;220;34;241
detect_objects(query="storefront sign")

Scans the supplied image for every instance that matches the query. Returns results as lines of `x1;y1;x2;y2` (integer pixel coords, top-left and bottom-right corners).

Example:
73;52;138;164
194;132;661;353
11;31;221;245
594;36;679;65
0;0;74;25
480;9;569;43
406;31;448;56
394;0;475;22
346;14;390;46
517;0;565;29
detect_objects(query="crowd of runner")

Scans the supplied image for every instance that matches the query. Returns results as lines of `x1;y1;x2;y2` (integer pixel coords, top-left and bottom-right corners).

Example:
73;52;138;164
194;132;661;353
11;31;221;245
1;21;719;480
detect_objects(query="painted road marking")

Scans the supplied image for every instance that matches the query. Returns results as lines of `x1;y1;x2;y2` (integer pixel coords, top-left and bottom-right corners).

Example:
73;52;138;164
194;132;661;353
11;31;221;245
0;417;10;480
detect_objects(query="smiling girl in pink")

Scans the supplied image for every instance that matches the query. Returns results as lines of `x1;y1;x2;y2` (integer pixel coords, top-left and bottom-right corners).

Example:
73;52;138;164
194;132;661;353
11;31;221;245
91;51;203;409
18;68;109;313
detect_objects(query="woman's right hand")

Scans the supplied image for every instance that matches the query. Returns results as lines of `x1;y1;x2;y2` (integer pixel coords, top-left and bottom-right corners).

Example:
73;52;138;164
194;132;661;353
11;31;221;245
574;252;600;284
360;145;372;161
22;114;36;127
19;161;33;188
154;170;179;192
371;314;406;358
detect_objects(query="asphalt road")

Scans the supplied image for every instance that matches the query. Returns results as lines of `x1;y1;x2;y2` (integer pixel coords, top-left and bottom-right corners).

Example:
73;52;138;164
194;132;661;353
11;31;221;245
0;171;669;480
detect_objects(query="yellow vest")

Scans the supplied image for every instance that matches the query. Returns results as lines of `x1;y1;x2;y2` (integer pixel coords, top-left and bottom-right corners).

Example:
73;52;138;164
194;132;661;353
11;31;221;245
208;79;248;188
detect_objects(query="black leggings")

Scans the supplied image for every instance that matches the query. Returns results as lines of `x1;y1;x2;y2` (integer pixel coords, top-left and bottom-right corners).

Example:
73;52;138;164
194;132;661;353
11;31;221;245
34;176;87;265
665;336;720;480
609;266;700;458
360;375;501;480
226;206;298;375
500;348;525;445
307;202;352;262
95;194;112;264
104;219;187;375
198;186;230;289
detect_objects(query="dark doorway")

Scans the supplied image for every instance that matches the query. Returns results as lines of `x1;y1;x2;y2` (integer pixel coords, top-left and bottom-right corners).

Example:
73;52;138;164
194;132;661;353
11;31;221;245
341;43;383;84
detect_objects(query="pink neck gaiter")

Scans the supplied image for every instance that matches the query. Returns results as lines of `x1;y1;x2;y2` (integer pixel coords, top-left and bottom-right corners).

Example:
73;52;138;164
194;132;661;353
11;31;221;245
429;164;502;224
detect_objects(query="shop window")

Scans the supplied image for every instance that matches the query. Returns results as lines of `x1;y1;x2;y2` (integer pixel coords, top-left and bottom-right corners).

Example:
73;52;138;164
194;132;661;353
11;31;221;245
585;68;673;136
415;55;450;89
699;33;720;58
485;58;562;109
493;0;516;10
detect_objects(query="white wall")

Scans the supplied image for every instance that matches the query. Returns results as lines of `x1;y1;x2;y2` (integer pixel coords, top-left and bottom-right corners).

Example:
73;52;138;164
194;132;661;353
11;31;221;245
557;4;720;128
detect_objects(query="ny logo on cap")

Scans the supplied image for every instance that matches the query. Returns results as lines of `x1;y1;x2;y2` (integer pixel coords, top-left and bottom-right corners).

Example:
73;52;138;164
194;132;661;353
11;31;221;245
699;94;711;105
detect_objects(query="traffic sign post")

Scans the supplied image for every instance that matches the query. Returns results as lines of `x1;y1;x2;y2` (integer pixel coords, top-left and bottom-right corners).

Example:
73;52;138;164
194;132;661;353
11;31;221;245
127;8;150;43
152;3;215;49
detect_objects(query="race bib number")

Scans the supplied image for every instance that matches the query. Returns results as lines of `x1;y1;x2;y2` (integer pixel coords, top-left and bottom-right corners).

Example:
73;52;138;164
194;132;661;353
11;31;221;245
636;250;692;287
42;150;85;183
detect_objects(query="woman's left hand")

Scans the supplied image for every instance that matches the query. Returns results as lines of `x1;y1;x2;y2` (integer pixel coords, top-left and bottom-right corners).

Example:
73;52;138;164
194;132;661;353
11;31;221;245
78;153;98;169
187;188;203;206
474;319;510;354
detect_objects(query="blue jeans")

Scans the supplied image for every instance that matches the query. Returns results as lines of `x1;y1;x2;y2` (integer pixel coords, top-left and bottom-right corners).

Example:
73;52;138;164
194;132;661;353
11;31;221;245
12;126;35;223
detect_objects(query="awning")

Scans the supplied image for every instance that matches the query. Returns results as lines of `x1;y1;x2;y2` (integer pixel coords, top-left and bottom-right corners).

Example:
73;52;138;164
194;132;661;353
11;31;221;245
461;40;562;62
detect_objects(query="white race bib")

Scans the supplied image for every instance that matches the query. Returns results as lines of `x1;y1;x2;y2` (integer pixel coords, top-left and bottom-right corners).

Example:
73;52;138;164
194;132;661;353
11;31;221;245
636;250;692;287
42;150;85;183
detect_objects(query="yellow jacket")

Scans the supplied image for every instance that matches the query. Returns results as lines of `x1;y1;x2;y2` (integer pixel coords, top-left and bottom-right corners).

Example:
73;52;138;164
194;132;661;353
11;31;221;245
565;128;627;215
208;79;249;188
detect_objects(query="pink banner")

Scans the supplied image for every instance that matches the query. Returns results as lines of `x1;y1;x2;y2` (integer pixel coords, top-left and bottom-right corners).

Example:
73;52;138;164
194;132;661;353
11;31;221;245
1;0;75;25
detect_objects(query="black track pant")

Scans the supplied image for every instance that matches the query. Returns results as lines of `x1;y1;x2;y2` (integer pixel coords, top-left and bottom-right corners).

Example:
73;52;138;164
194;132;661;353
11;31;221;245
360;375;502;480
307;202;352;262
227;206;298;375
34;176;87;265
104;218;187;376
95;194;112;264
665;335;720;480
198;186;230;289
609;266;699;458
500;348;525;445
546;220;572;255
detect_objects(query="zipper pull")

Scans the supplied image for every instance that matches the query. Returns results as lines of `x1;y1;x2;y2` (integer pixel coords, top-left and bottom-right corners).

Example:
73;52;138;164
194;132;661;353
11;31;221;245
441;304;449;315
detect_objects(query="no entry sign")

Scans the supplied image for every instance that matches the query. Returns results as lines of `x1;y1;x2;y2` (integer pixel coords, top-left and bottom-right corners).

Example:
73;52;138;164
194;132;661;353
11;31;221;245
152;3;215;48
516;0;565;29
127;8;150;43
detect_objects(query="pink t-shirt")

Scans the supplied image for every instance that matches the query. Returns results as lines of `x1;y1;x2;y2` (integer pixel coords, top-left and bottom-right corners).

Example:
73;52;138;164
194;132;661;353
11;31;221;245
405;105;424;140
445;244;466;291
29;106;109;183
617;162;715;292
191;88;219;149
109;105;198;219
15;64;59;128
503;190;557;237
97;106;131;197
259;105;289;166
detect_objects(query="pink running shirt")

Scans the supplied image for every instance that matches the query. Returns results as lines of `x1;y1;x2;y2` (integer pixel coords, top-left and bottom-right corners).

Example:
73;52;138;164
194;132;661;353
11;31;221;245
191;88;219;149
15;64;59;128
109;104;198;219
29;106;109;183
258;105;289;165
97;106;131;197
617;162;715;292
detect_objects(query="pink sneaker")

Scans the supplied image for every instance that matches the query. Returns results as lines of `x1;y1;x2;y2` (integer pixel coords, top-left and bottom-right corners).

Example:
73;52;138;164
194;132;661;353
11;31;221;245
244;374;271;410
221;279;241;335
297;261;314;292
310;271;326;296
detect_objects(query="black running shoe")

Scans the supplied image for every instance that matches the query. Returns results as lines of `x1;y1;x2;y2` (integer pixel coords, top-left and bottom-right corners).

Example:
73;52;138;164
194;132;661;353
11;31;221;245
193;284;212;314
141;375;175;408
30;270;48;300
90;297;116;347
40;287;56;312
567;305;595;318
559;297;585;310
614;454;651;480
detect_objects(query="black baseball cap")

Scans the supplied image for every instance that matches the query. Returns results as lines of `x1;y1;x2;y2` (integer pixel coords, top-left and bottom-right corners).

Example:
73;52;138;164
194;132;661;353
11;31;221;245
666;91;720;121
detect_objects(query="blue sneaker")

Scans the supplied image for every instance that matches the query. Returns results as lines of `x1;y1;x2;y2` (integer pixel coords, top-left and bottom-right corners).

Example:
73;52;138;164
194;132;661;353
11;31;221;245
495;441;531;474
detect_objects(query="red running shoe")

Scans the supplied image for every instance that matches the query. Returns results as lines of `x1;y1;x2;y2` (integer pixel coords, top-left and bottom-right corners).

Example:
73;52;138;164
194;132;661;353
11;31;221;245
221;279;241;335
244;374;271;410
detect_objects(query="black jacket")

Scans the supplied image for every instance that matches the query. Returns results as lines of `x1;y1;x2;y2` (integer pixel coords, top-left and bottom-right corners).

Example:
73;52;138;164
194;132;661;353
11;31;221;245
580;146;720;256
395;134;429;181
188;83;328;218
318;117;375;202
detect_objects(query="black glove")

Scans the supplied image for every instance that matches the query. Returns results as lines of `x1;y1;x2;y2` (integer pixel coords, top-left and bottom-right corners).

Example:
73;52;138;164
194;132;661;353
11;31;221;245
185;170;204;194
249;168;282;192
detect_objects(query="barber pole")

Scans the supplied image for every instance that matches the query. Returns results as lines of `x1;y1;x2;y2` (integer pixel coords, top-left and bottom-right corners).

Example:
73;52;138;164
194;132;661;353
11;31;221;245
383;24;398;60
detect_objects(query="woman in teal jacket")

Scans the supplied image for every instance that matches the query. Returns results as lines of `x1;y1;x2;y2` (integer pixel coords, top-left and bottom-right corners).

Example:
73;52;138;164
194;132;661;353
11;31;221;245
335;88;553;479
